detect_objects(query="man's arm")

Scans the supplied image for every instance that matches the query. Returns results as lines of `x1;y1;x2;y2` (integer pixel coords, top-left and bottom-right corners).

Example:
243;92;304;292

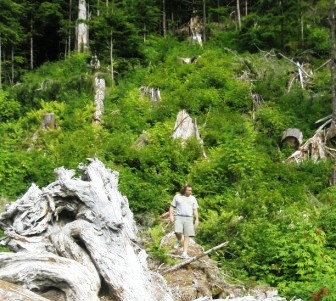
169;205;175;222
194;208;199;227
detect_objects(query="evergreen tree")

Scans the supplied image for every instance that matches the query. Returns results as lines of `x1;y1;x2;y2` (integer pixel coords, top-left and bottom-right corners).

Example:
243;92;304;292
0;0;24;84
131;0;161;40
89;3;141;63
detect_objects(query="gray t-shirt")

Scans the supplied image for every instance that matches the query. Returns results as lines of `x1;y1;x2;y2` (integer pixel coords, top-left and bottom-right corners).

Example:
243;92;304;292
171;194;198;217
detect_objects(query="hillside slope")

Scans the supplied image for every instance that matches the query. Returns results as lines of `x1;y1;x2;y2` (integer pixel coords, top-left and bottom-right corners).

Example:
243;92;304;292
1;37;336;299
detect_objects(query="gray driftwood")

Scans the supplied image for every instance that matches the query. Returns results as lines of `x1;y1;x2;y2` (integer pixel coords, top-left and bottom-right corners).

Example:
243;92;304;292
0;279;51;301
0;158;173;301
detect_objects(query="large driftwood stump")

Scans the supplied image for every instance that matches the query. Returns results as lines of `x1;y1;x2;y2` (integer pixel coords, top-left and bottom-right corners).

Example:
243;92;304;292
0;158;173;301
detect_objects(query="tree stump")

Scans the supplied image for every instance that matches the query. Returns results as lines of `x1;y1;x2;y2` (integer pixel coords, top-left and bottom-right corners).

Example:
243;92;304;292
0;158;173;301
173;110;207;157
41;113;57;130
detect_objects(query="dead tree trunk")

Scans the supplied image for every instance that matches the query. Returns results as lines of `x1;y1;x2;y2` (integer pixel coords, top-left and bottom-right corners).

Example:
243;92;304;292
76;0;89;52
110;31;114;83
203;0;206;41
67;0;72;57
236;0;241;30
163;0;166;37
189;16;203;47
93;75;105;123
90;55;105;123
0;158;173;301
30;20;34;69
11;47;14;84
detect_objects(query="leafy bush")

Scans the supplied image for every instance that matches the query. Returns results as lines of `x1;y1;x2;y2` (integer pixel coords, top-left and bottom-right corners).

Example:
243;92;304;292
144;224;174;264
0;91;21;122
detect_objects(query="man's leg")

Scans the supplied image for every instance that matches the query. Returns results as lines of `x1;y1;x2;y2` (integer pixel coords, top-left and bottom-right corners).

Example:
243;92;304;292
173;232;182;249
181;217;195;257
173;216;183;249
183;235;190;253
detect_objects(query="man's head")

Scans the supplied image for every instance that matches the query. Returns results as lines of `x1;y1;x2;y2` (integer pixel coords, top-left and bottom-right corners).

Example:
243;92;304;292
180;184;193;196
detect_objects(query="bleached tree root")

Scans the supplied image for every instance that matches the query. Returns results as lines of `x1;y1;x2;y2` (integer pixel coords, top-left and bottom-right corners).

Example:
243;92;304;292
0;158;174;301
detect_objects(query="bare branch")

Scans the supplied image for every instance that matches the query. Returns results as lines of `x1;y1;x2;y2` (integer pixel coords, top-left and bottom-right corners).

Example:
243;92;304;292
161;241;229;275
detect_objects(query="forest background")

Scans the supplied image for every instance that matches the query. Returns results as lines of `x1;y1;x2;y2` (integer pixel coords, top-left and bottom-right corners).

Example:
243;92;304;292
1;0;336;300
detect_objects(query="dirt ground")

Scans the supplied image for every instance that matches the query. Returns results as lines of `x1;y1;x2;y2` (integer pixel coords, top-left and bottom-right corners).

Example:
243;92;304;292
156;232;236;301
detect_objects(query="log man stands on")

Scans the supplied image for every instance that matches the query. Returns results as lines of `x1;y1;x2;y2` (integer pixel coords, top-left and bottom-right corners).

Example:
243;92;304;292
169;184;199;259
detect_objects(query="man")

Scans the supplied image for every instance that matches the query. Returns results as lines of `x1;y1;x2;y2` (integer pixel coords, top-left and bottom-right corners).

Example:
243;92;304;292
169;184;199;259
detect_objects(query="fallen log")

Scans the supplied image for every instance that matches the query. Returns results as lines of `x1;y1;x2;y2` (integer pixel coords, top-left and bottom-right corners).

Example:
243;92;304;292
161;241;229;275
281;128;303;149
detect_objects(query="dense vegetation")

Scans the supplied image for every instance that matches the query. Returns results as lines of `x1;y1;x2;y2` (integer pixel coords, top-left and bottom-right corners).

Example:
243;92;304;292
0;0;331;81
1;0;336;300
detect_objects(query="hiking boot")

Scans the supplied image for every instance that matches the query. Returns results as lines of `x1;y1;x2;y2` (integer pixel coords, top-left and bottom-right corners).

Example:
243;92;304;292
173;240;181;249
181;252;190;259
